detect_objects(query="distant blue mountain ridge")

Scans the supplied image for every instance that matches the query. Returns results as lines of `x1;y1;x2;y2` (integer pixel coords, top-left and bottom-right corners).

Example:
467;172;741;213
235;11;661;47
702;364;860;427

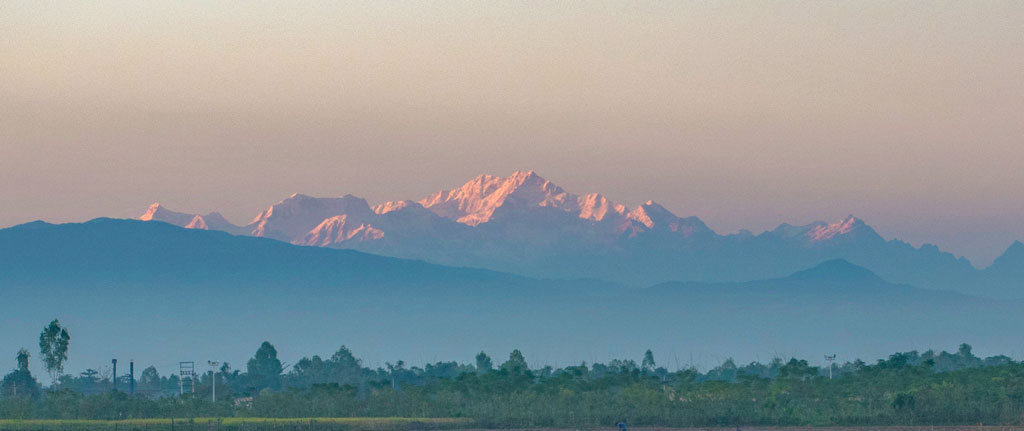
1;217;1022;373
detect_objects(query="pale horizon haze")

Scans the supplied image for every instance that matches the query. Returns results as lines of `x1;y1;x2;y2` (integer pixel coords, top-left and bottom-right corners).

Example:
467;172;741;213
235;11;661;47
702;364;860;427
1;1;1022;266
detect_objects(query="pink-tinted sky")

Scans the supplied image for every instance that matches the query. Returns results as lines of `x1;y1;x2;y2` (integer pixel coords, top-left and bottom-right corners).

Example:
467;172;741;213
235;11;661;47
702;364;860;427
1;1;1022;266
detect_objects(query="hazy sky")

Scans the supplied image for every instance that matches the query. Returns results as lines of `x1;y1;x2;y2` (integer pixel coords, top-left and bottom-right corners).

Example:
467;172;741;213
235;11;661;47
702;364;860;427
1;1;1022;266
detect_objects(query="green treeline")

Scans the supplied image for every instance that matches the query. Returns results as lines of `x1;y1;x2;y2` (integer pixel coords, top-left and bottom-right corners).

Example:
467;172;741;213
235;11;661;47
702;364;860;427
3;330;1024;426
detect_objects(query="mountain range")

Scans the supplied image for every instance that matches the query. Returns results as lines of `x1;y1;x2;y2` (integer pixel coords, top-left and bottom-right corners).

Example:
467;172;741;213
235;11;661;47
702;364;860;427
2;218;1022;371
139;170;1022;298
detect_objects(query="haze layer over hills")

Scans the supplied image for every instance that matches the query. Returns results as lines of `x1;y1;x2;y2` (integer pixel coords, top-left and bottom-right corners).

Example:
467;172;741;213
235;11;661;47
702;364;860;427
140;171;1023;298
1;218;1022;374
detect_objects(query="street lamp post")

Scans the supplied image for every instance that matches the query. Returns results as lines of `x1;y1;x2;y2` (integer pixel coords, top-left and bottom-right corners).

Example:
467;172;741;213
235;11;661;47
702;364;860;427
208;361;220;402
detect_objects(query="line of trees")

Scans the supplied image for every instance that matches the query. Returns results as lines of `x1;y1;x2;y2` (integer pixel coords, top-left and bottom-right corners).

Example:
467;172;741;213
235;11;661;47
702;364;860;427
3;321;1024;426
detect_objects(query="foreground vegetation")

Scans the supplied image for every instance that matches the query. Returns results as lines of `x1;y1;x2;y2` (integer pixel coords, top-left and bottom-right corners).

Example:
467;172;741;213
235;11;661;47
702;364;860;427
4;321;1024;427
0;418;468;431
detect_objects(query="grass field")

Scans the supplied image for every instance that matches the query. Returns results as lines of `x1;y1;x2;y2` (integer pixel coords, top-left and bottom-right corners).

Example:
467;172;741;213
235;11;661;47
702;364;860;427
0;418;473;431
3;421;1024;431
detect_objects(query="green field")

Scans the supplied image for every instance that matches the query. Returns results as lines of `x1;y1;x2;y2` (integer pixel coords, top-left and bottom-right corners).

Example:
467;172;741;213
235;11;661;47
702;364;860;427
3;422;1024;431
0;418;473;431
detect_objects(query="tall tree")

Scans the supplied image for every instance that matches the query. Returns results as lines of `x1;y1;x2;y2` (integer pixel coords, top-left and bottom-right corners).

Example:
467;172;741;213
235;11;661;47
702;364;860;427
328;346;364;384
247;341;283;391
139;366;161;393
38;319;70;385
642;349;656;372
501;349;529;376
16;348;30;372
475;351;493;373
385;360;406;389
2;348;40;398
292;355;328;386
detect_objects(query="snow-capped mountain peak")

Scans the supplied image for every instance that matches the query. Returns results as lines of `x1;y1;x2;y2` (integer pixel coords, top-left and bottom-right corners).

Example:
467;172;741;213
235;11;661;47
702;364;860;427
248;194;374;242
185;215;208;230
139;203;242;233
419;170;581;226
126;171;993;294
577;193;626;222
764;215;880;245
628;201;676;228
373;200;421;215
300;214;385;246
626;201;711;236
807;215;875;242
140;203;195;226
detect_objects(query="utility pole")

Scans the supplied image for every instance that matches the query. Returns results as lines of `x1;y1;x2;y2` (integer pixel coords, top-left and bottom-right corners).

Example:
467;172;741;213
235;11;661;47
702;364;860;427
824;354;836;380
208;361;220;403
112;359;118;391
129;361;135;395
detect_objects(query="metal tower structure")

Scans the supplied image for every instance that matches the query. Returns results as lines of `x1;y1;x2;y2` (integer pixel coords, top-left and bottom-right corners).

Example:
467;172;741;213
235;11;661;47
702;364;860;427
179;361;196;395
